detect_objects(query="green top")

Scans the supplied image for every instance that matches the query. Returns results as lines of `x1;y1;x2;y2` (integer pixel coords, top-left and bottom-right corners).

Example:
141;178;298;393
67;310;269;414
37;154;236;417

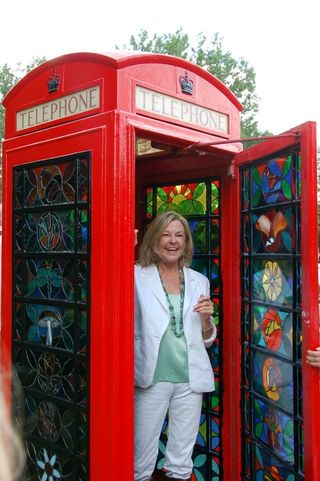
152;294;189;384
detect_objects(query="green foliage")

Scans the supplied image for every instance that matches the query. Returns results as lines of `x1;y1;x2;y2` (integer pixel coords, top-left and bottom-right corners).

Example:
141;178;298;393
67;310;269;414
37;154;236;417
118;28;270;138
126;28;190;59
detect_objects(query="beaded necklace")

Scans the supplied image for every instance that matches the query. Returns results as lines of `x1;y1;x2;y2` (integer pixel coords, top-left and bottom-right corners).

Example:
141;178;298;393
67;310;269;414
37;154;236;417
157;266;185;338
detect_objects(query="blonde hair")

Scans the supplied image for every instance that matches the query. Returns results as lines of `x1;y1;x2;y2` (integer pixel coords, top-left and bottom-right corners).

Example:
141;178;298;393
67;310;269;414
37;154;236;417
0;374;25;481
138;212;193;267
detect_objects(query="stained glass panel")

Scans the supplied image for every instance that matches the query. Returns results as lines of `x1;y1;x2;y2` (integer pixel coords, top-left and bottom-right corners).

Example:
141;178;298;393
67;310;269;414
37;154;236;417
253;352;293;412
12;153;90;480
209;378;220;413
78;209;89;253
196;414;208;448
252;206;293;253
210;416;220;453
210;220;220;253
210;330;220;373
14;169;24;208
156;183;207;215
189;219;207;254
210;259;220;293
14;214;23;252
78;158;89;202
254;445;296;481
144;177;222;481
24;162;76;206
252;306;293;360
240;148;303;481
253;398;294;464
251;154;293;207
252;259;293;306
22;258;76;301
146;187;153;218
191;257;208;277
25;210;76;252
211;181;220;214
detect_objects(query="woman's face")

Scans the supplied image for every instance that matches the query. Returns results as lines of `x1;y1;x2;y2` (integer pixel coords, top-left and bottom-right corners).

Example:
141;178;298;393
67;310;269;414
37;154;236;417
157;220;186;267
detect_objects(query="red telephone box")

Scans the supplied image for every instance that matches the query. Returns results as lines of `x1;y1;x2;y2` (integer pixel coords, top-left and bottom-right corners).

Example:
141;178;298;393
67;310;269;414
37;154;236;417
1;52;319;481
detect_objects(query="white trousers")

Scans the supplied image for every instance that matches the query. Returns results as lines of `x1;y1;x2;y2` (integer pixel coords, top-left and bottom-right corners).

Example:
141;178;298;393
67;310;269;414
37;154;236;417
134;382;203;481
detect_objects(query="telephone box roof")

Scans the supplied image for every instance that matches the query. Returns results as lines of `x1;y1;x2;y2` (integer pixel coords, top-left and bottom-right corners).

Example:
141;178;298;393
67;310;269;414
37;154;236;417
3;51;243;111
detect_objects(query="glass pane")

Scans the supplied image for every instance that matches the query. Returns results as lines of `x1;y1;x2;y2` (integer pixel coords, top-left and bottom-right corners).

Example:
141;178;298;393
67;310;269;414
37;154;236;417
78;157;89;202
211;180;220;214
253;346;294;414
24;258;76;302
143;177;222;480
252;206;294;253
240;148;303;480
24;162;76;207
189;219;207;254
156;183;206;215
210;219;220;253
254;444;296;481
252;259;293;306
191;257;208;277
24;210;75;253
146;187;153;218
12;153;90;480
253;397;294;464
25;304;74;351
251;154;293;207
252;306;293;360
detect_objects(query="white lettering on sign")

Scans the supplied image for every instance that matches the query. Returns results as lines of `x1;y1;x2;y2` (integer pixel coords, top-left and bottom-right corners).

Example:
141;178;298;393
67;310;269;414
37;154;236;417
16;85;100;131
136;86;229;134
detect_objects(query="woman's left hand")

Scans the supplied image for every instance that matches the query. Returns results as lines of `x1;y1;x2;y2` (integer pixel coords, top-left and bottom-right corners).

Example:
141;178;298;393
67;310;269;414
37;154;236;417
193;295;214;322
306;347;320;367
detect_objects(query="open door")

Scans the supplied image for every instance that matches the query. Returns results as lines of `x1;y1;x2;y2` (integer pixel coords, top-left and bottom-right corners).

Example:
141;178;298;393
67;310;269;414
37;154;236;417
229;121;320;481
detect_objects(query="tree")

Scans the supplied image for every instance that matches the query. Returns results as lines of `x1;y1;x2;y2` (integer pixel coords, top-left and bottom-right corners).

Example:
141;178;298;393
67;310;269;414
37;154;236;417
118;28;272;138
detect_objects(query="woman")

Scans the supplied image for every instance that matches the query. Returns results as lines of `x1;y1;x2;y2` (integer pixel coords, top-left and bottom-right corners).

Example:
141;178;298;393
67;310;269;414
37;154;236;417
134;212;216;481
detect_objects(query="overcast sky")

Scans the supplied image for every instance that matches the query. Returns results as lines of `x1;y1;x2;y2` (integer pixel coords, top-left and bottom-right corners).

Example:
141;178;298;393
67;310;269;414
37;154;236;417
1;0;319;143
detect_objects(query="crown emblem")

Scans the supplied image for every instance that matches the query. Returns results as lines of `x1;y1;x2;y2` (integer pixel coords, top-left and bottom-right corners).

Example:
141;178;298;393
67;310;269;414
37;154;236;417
179;71;194;95
48;69;61;93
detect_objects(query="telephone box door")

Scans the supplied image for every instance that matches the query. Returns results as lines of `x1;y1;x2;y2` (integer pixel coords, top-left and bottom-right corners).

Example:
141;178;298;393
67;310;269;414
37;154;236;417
230;121;320;481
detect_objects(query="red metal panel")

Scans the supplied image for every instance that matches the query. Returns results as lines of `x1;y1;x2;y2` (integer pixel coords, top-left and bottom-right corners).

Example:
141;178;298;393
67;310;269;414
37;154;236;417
89;111;135;481
1;112;135;481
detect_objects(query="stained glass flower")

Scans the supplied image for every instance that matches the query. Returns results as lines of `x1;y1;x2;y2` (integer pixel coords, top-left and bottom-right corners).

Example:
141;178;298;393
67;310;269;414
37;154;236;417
263;465;283;481
262;309;283;351
262;261;283;301
255;211;288;252
37;449;61;481
262;357;282;401
265;407;283;451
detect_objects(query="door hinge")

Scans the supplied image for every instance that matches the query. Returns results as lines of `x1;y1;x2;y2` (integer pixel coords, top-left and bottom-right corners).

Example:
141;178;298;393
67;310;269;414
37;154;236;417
227;163;235;179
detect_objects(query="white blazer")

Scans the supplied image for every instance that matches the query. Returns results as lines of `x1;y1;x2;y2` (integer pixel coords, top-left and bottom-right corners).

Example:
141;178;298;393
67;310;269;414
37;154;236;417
134;264;216;393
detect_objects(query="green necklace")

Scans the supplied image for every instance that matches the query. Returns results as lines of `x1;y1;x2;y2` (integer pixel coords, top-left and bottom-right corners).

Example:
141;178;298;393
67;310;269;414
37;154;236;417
157;266;185;338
